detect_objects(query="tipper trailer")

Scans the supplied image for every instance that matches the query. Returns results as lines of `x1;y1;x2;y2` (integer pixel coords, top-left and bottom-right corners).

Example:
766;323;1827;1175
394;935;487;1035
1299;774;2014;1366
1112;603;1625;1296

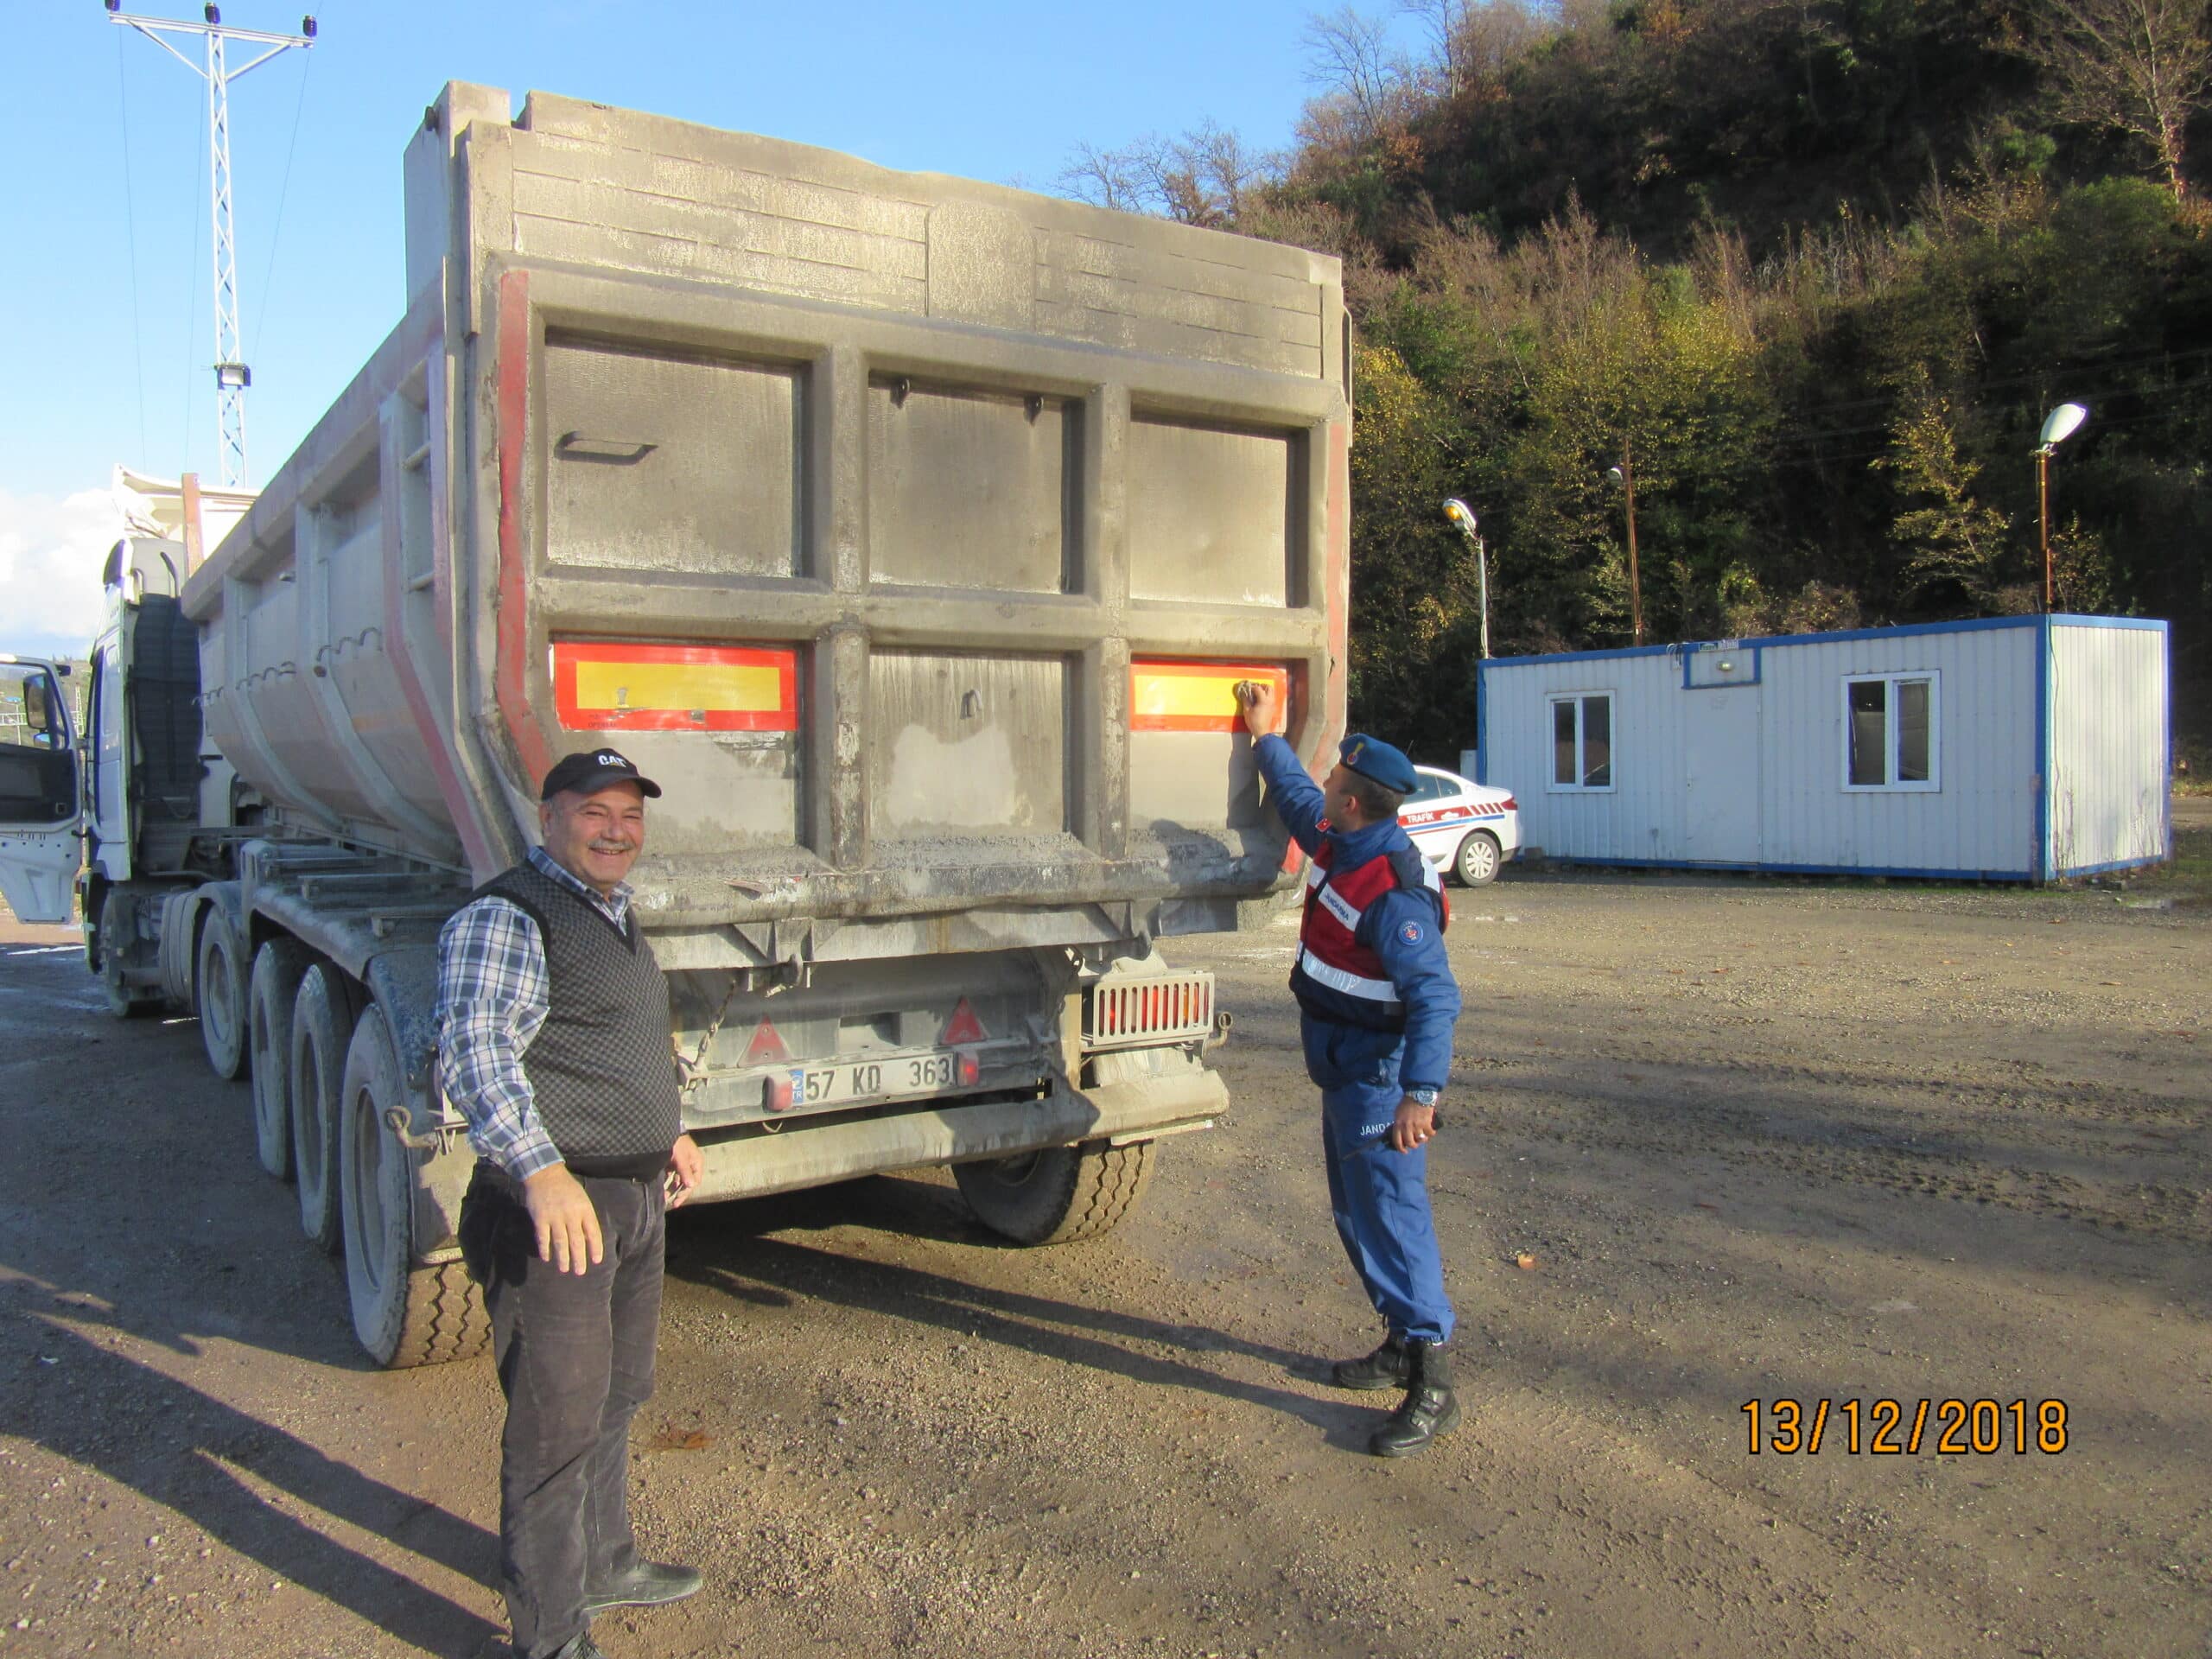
1;82;1351;1368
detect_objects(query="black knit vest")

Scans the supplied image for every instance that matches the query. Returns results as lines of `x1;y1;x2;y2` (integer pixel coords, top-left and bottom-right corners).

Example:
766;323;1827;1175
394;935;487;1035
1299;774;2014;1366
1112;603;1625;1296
475;860;681;1179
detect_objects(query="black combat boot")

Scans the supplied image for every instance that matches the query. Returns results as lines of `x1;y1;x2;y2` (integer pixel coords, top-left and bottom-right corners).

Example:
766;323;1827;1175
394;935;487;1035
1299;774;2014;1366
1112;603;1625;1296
1331;1334;1413;1391
1368;1340;1461;1457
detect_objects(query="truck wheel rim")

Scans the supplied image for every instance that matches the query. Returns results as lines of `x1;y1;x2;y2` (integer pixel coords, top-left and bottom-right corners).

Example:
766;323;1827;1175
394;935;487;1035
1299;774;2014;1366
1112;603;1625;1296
982;1152;1042;1187
205;949;236;1045
297;1046;324;1172
251;988;276;1073
351;1085;390;1295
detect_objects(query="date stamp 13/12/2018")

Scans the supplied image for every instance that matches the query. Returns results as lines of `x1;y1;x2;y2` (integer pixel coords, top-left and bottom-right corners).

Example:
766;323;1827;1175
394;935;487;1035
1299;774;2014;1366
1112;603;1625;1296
1742;1398;2069;1456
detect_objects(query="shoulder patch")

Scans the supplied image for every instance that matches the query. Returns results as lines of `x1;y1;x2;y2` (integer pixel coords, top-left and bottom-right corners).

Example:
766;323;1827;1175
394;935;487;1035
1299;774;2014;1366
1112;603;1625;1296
1399;919;1424;945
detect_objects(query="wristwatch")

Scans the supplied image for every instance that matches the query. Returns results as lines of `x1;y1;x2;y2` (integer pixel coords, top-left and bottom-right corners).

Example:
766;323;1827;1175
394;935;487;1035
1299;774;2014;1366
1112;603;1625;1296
1407;1087;1440;1107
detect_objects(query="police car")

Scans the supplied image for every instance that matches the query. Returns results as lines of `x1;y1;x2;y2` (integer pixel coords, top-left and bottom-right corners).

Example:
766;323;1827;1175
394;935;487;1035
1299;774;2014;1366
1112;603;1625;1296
1399;766;1519;886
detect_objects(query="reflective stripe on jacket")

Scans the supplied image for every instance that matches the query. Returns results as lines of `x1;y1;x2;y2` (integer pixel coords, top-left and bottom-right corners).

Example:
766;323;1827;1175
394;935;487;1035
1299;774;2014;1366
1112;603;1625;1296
1250;732;1463;1090
1290;838;1446;1031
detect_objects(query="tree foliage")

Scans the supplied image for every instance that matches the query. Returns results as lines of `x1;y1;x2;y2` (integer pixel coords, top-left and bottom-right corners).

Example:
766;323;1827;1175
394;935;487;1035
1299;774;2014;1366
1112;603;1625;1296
1065;0;2212;763
2010;0;2212;199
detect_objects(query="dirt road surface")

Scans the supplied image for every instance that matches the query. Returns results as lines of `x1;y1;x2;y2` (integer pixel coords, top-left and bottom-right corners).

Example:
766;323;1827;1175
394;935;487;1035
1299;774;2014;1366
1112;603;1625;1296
3;843;2208;1659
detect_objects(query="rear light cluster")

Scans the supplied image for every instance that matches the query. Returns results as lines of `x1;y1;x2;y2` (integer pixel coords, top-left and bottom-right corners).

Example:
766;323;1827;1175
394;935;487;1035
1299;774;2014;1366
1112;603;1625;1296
1501;795;1517;811
1085;972;1215;1051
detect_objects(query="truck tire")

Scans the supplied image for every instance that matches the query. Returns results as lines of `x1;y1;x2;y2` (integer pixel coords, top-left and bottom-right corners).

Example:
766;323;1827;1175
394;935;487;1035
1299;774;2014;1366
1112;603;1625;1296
1454;829;1502;887
97;889;161;1020
954;1139;1155;1245
289;963;356;1254
246;938;312;1180
195;911;251;1080
340;1005;490;1370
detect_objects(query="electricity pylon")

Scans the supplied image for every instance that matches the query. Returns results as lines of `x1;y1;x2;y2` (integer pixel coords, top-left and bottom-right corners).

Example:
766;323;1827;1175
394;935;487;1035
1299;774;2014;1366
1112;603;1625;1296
108;3;316;490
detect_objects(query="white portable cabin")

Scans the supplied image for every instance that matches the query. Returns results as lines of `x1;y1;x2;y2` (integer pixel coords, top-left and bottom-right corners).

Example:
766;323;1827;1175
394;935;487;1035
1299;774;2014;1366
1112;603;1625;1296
1472;615;2169;882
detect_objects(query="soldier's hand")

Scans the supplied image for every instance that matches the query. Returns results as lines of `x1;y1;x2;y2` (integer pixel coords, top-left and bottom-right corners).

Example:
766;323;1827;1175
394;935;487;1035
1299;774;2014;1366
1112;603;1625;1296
664;1133;705;1209
1387;1101;1437;1153
523;1164;604;1273
1235;678;1281;738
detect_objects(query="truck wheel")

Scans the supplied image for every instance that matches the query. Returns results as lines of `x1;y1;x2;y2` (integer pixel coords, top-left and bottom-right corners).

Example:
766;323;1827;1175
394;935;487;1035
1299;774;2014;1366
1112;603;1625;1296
195;911;251;1080
98;889;161;1020
1454;829;1502;887
340;1005;490;1370
246;938;311;1180
954;1140;1155;1245
289;964;356;1254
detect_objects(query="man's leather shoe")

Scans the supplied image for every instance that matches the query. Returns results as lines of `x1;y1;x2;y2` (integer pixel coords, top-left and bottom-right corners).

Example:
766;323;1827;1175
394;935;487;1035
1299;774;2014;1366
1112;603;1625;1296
1369;1341;1462;1457
582;1559;704;1615
1331;1334;1412;1391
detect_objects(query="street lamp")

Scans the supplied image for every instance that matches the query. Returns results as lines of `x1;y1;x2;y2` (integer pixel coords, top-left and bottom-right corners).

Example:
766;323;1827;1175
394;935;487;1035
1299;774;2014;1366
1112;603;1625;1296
2036;402;2088;613
1441;499;1490;660
1606;441;1645;645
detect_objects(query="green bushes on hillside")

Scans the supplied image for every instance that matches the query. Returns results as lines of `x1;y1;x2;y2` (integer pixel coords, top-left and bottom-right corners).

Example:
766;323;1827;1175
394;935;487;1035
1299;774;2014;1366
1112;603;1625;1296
1071;0;2212;761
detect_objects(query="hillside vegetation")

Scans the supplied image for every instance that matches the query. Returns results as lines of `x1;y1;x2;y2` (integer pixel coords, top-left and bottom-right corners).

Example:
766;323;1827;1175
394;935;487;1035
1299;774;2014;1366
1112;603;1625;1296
1070;0;2212;764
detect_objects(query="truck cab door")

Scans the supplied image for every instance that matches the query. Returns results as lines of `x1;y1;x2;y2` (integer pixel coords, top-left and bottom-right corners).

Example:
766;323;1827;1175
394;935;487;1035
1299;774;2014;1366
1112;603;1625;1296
0;657;83;925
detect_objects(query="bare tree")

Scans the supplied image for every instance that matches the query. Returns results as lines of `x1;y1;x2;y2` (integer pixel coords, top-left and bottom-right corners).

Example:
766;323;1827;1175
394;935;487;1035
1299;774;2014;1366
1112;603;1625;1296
1402;0;1473;95
1058;143;1147;214
1452;0;1554;82
2014;0;2212;199
1057;124;1281;228
1401;0;1552;95
1304;5;1414;141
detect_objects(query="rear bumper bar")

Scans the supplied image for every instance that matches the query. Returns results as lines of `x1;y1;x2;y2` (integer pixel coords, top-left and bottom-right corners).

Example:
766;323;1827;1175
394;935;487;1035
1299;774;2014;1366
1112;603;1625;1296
686;1069;1226;1204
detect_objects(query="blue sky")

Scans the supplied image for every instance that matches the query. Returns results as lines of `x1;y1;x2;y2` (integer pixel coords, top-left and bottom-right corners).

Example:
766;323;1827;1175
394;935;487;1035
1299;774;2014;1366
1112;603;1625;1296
3;0;1381;656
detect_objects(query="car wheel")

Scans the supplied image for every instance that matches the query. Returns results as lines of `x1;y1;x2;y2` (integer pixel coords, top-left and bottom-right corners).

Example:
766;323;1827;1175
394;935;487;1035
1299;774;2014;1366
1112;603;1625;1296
1454;829;1502;887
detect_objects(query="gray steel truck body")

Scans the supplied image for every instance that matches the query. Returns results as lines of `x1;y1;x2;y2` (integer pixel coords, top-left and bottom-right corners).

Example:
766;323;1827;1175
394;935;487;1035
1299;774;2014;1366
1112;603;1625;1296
41;84;1351;1367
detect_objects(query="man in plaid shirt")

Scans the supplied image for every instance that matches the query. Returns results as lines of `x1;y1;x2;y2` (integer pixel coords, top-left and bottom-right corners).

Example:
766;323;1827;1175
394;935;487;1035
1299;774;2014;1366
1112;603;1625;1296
440;747;704;1659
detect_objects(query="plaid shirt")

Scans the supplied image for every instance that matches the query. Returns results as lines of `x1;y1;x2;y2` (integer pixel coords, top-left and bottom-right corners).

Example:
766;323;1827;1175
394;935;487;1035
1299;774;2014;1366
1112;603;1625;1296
436;845;633;1181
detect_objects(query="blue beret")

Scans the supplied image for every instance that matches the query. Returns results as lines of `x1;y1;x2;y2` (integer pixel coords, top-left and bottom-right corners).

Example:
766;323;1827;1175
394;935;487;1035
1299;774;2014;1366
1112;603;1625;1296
1338;733;1416;795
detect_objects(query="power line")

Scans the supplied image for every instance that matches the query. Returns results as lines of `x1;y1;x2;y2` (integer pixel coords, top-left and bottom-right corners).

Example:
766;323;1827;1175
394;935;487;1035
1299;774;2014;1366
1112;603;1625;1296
182;79;205;478
1767;341;2212;435
250;48;312;365
115;29;149;469
1764;361;2212;454
1771;398;2212;472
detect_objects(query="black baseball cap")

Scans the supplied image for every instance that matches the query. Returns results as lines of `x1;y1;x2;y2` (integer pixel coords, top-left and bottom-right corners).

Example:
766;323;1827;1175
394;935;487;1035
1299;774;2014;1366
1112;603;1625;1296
540;747;662;800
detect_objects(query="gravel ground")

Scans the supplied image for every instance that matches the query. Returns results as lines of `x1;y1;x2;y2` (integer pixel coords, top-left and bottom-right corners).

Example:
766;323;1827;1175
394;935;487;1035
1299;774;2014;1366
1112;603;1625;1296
1;823;2207;1659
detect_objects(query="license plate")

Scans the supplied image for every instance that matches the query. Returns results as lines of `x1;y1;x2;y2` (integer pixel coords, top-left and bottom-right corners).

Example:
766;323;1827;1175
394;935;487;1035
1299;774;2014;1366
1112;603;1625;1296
786;1050;963;1109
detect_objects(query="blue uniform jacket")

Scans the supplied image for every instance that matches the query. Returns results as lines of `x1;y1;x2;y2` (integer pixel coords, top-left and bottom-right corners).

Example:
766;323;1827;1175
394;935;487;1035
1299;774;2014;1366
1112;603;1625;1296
1252;734;1461;1095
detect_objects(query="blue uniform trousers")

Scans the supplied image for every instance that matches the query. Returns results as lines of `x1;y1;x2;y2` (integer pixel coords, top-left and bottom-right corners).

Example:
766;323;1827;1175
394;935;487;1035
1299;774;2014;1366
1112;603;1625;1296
1320;1072;1454;1346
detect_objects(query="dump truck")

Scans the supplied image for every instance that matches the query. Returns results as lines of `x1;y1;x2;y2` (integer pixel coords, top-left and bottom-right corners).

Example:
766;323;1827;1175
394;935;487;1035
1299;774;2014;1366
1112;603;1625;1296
0;82;1351;1370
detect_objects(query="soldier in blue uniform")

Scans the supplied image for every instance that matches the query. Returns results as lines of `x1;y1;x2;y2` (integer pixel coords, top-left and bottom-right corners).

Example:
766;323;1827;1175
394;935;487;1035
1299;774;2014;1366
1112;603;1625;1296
1236;680;1464;1456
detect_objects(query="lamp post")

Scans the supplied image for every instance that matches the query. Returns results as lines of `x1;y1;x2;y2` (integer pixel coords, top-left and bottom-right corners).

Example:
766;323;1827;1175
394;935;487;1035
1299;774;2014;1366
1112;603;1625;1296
1606;440;1645;645
2035;402;2089;613
1441;498;1490;660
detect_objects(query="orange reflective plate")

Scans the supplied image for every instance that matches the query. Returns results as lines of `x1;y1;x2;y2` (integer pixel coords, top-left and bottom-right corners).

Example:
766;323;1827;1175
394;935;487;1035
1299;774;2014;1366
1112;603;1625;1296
553;642;798;732
1129;660;1288;734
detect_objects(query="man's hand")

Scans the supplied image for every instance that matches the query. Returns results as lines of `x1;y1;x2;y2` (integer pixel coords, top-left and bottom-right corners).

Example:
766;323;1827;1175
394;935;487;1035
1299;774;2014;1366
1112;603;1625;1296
522;1164;604;1274
1235;678;1281;740
664;1133;704;1209
1386;1100;1438;1153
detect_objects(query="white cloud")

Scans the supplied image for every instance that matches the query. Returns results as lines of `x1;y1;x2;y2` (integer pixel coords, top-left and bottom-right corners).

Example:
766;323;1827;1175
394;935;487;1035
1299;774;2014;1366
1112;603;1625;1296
0;486;117;658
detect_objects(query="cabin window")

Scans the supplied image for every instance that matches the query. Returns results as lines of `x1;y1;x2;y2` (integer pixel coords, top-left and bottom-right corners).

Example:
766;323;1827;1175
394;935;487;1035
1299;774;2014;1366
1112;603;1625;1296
0;664;74;823
1548;693;1613;791
1842;673;1939;791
